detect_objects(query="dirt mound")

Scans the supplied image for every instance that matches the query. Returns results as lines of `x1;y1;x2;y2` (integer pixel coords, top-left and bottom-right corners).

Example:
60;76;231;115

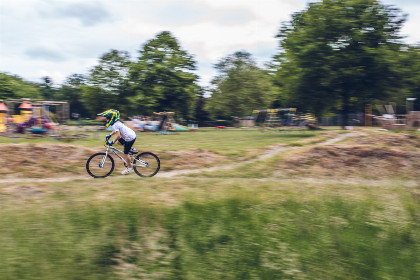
0;144;99;179
284;145;420;179
354;133;420;147
161;149;229;170
1;133;418;180
0;144;229;179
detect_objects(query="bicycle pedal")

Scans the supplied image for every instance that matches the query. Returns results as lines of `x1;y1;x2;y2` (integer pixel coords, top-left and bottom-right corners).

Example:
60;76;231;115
129;148;138;155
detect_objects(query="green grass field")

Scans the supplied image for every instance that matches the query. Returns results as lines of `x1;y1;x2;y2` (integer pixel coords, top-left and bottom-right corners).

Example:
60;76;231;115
0;127;419;279
0;127;324;153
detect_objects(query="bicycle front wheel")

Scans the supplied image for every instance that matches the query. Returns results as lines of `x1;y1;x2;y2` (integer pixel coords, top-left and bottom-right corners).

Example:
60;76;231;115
133;152;160;177
86;153;114;178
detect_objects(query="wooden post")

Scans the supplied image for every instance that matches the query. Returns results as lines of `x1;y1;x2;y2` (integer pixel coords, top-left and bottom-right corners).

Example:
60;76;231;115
365;104;372;126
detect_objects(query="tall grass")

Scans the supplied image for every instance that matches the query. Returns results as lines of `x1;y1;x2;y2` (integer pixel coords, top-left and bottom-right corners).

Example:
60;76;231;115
1;128;419;279
1;186;419;280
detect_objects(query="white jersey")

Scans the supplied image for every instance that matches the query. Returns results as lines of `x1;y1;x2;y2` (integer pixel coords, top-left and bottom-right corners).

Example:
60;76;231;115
112;121;136;142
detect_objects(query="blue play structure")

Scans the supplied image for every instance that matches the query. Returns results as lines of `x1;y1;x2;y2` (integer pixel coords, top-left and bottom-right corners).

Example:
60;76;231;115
129;112;191;133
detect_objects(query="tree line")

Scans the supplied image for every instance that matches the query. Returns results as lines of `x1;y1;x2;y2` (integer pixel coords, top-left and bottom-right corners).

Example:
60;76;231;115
1;0;419;127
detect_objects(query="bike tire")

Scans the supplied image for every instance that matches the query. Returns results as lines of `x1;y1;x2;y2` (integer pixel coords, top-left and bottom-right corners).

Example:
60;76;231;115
86;152;115;178
133;152;160;177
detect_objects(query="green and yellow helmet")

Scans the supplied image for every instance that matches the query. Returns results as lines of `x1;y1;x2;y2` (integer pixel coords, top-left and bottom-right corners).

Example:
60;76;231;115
98;109;120;128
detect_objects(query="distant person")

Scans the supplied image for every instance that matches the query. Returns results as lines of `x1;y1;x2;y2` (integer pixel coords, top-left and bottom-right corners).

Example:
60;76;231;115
98;109;137;175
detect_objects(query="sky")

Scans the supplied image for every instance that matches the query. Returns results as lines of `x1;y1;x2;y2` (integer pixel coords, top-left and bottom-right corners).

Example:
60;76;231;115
1;0;419;88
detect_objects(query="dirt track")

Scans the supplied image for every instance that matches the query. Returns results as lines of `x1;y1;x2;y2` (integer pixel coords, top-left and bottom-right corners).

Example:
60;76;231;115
0;131;419;184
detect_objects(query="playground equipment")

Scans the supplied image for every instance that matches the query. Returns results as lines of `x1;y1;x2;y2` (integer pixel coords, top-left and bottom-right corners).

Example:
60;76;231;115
375;111;420;130
6;99;69;124
154;112;189;133
233;116;255;128
253;108;296;128
4;99;69;134
17;101;33;124
127;112;189;133
155;112;175;132
406;111;420;128
253;108;301;128
253;108;319;130
0;101;8;133
374;102;420;130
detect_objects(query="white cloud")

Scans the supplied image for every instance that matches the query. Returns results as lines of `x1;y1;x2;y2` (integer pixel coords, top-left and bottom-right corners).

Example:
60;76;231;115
382;0;420;43
401;9;420;43
25;45;67;62
0;0;309;85
0;0;418;87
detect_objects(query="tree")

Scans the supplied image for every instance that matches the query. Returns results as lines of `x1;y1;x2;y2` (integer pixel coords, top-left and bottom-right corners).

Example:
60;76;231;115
83;50;133;117
39;76;57;100
89;50;132;93
274;0;406;127
398;45;420;111
59;74;89;117
193;88;211;124
207;51;276;119
0;73;42;100
81;85;115;117
130;31;198;118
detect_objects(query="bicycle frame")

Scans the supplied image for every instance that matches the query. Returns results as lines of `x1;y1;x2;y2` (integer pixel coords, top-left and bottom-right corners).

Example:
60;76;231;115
100;144;148;168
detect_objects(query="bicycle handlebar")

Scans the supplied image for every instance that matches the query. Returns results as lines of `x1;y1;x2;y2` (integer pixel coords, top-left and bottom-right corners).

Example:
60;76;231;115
104;140;114;146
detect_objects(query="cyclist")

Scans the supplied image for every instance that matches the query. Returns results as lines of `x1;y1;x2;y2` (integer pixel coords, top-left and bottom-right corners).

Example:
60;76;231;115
98;109;137;175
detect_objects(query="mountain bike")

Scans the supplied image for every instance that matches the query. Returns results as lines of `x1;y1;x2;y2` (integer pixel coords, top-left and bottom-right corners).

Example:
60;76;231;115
86;142;160;178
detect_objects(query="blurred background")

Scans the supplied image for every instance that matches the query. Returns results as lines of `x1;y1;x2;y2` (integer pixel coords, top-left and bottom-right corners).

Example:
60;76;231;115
1;1;419;279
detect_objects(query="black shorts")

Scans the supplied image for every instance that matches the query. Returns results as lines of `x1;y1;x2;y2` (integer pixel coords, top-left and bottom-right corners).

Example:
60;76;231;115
118;138;136;154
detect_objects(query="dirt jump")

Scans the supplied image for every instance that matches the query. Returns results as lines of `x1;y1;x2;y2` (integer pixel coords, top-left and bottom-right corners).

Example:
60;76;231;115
0;130;419;184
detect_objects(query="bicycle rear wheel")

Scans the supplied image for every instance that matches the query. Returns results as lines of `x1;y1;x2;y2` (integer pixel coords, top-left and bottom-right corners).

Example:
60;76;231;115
86;153;114;178
133;152;160;177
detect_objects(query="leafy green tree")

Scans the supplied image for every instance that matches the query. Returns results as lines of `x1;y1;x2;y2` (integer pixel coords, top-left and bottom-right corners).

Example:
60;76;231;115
274;0;406;127
81;85;117;117
59;74;89;117
0;73;42;100
207;51;276;119
89;50;132;93
39;76;57;100
130;31;198;118
193;88;211;124
83;50;133;117
398;45;420;111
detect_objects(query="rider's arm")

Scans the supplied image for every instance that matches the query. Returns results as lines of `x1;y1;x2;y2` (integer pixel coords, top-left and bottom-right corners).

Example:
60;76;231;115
112;130;121;143
106;131;115;141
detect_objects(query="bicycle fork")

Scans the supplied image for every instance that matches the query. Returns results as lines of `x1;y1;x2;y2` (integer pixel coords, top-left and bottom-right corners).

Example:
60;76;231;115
99;147;110;168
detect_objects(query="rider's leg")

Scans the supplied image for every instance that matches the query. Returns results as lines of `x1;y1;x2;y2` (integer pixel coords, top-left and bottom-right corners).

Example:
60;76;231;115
118;143;131;168
121;138;136;171
117;139;133;169
123;153;132;168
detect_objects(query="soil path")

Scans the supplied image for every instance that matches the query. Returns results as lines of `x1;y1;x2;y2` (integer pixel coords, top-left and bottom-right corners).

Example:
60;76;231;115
159;132;359;178
0;132;359;183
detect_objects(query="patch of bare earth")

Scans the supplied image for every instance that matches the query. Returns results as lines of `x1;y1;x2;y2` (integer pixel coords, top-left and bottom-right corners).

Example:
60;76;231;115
161;149;229;170
1;133;418;181
283;145;420;179
353;133;420;148
0;144;100;179
0;145;229;179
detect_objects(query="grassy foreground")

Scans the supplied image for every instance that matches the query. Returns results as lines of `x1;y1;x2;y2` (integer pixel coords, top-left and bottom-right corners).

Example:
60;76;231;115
0;128;419;279
1;177;419;280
